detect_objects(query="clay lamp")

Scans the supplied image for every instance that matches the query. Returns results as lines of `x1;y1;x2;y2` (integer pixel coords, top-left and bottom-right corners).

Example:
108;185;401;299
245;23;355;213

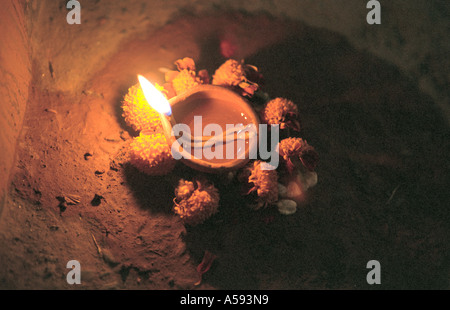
138;75;260;173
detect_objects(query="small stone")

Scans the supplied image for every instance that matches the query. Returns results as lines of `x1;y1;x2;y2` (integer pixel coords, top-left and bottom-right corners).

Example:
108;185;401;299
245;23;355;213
277;199;297;215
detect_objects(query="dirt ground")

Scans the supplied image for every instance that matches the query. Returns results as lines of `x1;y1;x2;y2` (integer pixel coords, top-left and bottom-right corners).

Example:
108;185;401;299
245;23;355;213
0;13;449;290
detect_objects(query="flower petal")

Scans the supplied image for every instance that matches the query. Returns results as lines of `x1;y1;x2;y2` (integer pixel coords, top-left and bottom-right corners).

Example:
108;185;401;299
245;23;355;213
195;251;217;286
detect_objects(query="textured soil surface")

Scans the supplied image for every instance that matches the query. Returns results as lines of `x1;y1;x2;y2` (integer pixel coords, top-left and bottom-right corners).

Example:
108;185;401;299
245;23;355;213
1;14;449;290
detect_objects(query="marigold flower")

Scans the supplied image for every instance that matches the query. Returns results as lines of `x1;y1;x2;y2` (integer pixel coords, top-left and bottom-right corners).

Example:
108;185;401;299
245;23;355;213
165;57;209;97
175;179;195;201
173;179;220;226
122;83;165;133
171;70;200;96
212;59;262;97
212;59;245;86
261;98;300;131
175;57;196;71
279;137;319;172
240;160;278;208
129;133;176;175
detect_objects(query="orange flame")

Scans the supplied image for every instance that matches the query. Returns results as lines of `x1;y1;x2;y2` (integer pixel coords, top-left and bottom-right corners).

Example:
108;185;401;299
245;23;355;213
137;75;172;116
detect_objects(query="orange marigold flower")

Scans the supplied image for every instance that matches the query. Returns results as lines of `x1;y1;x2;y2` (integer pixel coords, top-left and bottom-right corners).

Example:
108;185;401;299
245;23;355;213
212;59;245;86
212;59;262;97
122;83;165;133
240;160;278;208
261;97;300;131
173;179;219;226
279;137;319;172
171;70;200;96
129;132;176;176
175;179;195;201
165;57;210;97
175;57;196;71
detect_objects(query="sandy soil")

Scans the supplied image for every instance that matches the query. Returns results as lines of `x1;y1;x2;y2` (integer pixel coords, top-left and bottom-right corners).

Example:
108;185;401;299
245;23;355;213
1;13;449;290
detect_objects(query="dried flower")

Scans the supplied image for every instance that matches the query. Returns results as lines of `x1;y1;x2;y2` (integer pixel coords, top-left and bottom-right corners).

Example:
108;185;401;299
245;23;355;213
122;83;165;133
260;98;300;131
165;57;209;97
240;160;278;208
279;137;319;172
212;59;262;97
175;57;196;71
129;133;176;175
173;179;219;226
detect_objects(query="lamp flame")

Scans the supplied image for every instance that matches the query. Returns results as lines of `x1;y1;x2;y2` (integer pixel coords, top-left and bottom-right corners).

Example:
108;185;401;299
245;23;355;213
138;75;172;116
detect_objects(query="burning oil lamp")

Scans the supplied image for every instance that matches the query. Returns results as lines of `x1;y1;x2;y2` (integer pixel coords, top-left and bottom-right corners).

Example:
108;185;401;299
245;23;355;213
137;75;260;173
137;75;176;137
